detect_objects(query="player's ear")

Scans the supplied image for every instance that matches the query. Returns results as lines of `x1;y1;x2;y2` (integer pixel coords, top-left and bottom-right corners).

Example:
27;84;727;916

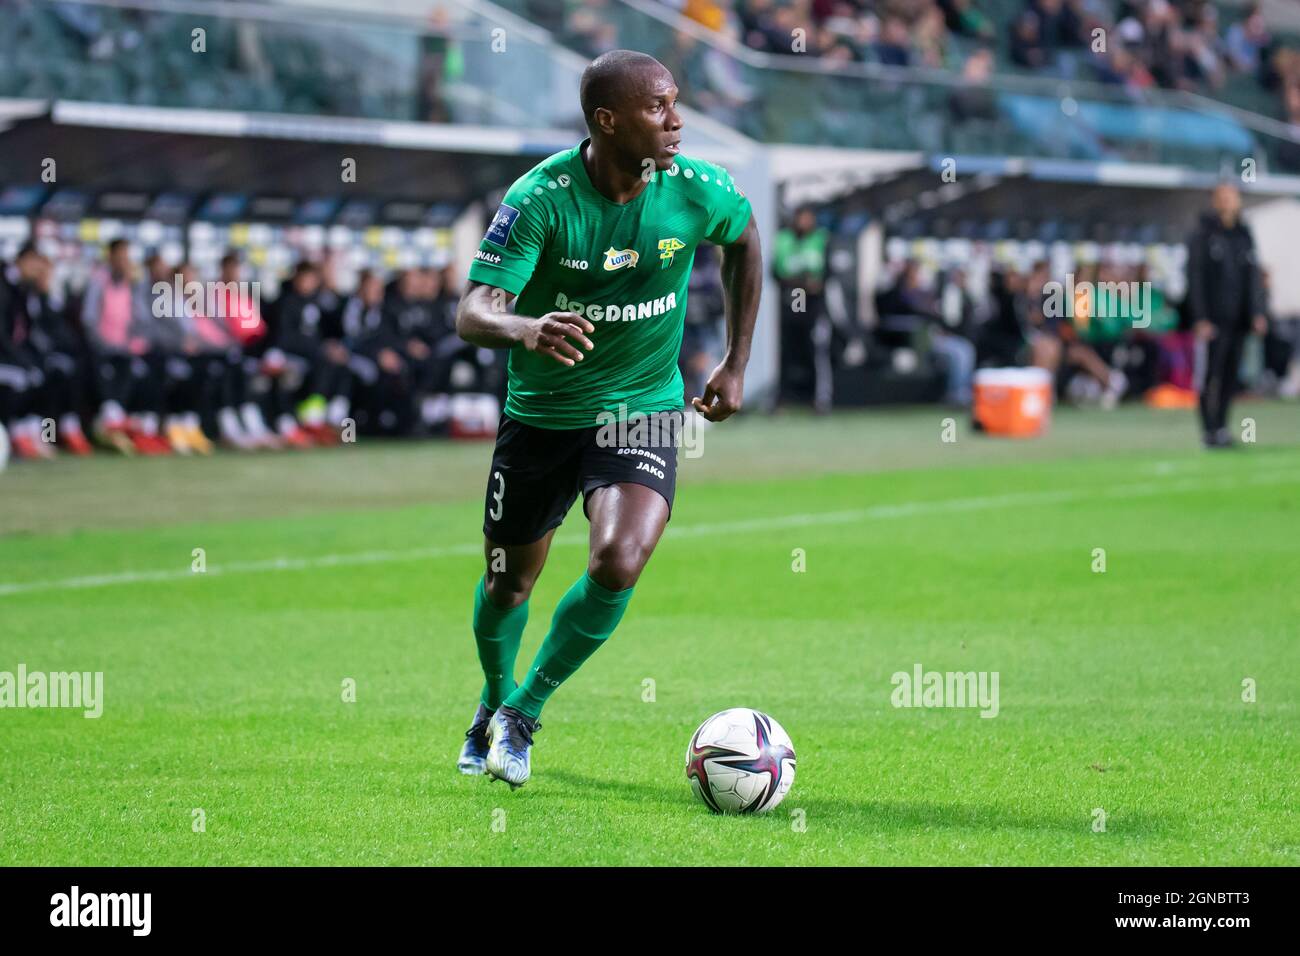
594;107;616;137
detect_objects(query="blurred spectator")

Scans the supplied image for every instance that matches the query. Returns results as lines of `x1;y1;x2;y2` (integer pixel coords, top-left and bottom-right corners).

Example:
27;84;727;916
26;251;94;454
939;0;995;41
659;29;758;130
1010;11;1048;70
1030;0;1083;54
81;238;169;454
218;251;266;348
1279;71;1300;172
210;251;282;449
877;260;975;405
936;267;979;404
190;260;277;451
978;268;1031;367
680;244;725;410
2;244;90;458
874;17;913;66
416;7;461;123
683;0;729;32
264;260;350;447
564;0;620;59
606;0;1300;127
1024;259;1128;408
1225;5;1271;75
913;4;950;68
1094;45;1156;93
145;259;209;455
0;234;521;465
1255;267;1299;396
346;269;419;434
949;47;998;122
773;206;832;410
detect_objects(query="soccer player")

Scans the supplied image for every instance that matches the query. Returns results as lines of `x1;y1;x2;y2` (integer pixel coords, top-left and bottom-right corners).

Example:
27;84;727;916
452;50;762;788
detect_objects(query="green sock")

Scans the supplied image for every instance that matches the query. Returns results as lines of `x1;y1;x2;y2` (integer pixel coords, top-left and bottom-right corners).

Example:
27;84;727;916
504;573;634;720
473;575;528;710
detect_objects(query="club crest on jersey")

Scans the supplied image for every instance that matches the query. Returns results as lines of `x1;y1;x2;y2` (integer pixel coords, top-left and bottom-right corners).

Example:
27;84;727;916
657;237;686;269
484;203;520;247
603;247;639;271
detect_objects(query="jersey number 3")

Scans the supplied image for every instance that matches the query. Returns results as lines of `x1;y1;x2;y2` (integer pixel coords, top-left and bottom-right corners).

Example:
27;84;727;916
489;471;505;521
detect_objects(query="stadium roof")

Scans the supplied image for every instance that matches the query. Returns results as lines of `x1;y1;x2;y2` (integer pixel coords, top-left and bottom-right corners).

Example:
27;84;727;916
781;150;1300;243
0;99;574;201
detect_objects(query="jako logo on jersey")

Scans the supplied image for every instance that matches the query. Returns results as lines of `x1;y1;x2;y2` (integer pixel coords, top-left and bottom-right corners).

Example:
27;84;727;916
559;257;589;270
556;290;677;323
657;237;685;269
474;250;502;265
484;204;520;247
602;247;639;271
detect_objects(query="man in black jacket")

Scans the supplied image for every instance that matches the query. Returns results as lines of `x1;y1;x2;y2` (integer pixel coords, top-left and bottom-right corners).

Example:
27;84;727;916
0;248;40;458
1185;183;1267;448
2;246;95;458
16;249;95;455
342;268;417;434
265;261;352;444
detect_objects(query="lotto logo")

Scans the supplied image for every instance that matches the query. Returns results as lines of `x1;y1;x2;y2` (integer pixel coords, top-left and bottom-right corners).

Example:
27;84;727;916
603;247;639;271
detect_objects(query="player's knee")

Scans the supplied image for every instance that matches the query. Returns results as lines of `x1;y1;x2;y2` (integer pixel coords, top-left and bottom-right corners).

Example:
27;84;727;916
484;571;535;609
588;539;650;591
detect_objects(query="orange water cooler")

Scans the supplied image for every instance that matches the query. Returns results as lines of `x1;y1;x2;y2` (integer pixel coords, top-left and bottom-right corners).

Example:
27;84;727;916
972;368;1053;437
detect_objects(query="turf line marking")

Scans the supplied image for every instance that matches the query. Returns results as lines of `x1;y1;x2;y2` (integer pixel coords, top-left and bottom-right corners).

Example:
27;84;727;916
2;468;1295;598
0;544;483;597
660;467;1297;538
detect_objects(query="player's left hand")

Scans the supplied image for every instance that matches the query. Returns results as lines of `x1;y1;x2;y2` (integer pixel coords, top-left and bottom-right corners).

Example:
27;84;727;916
692;363;744;422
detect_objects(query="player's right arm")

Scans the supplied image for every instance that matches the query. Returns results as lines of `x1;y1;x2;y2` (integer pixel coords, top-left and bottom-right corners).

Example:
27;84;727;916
455;281;594;367
457;182;594;365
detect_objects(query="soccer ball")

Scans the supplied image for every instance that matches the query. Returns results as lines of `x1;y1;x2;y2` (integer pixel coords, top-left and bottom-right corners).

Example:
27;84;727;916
685;708;796;814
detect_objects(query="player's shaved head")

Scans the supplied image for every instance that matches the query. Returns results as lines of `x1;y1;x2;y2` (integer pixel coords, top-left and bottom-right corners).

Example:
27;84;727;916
578;50;682;175
580;50;670;131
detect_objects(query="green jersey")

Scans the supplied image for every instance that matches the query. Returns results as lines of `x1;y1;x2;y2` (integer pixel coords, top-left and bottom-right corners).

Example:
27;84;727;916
467;139;752;429
773;227;828;281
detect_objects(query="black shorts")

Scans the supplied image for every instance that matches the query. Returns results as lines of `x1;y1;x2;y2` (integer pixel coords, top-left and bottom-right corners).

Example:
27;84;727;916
482;410;681;545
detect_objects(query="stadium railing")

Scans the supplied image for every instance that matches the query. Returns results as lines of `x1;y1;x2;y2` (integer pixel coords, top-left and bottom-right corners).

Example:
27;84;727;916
10;0;1298;170
1;0;737;153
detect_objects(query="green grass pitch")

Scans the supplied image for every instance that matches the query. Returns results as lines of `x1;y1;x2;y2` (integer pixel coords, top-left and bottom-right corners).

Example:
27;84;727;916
1;404;1297;865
